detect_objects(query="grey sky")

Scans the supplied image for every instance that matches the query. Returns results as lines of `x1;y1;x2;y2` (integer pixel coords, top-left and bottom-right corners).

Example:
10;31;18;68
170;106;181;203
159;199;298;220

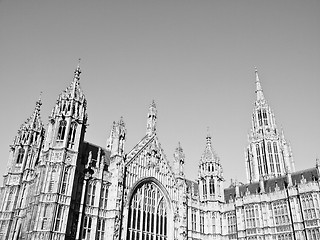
0;1;319;185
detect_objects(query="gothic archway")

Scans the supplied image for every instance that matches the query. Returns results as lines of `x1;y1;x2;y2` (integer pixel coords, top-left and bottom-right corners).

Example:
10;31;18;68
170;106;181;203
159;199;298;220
126;181;168;240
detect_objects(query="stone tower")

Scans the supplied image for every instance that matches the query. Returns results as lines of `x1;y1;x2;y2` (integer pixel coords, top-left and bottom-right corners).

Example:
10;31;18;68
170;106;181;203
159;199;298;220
245;68;294;183
0;97;45;240
198;130;224;202
33;62;88;239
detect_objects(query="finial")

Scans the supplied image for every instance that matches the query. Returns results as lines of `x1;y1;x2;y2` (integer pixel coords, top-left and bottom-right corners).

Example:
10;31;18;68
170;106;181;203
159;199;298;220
316;157;319;167
254;66;265;101
206;127;211;145
74;58;81;80
35;92;42;110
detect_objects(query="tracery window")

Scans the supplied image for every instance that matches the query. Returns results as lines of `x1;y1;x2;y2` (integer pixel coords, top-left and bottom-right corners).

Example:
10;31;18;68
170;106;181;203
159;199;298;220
82;215;92;240
272;201;290;234
57;120;67;141
86;182;96;206
96;218;106;240
256;144;262;175
202;179;207;197
261;142;268;174
273;143;281;175
68;122;77;148
258;110;263;126
127;182;168;240
244;205;260;232
209;177;215;195
16;148;25;164
226;211;237;239
301;194;320;220
263;109;268;125
268;142;275;174
100;184;108;209
200;211;205;233
191;209;197;231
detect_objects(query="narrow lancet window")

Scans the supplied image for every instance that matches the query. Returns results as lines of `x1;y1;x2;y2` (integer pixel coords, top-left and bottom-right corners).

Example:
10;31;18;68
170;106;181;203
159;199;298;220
57;120;67;141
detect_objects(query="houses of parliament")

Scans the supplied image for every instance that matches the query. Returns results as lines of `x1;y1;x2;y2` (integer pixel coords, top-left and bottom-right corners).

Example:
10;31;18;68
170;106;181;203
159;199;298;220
0;63;319;240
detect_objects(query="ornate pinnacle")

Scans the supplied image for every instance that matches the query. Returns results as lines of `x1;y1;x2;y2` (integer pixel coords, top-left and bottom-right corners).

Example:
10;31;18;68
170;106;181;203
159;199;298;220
255;67;265;101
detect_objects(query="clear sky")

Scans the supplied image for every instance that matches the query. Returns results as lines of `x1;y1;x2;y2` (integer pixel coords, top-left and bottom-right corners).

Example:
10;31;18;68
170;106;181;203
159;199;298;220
0;0;319;186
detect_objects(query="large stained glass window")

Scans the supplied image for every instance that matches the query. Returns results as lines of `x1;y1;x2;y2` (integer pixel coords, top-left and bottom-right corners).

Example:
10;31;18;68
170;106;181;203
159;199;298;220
127;182;168;240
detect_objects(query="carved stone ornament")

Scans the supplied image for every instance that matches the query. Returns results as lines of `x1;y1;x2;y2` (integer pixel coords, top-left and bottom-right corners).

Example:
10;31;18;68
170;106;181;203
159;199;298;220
146;142;161;170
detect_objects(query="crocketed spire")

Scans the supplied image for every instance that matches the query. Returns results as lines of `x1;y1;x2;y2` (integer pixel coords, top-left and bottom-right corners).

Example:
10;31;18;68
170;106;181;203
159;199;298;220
255;67;265;102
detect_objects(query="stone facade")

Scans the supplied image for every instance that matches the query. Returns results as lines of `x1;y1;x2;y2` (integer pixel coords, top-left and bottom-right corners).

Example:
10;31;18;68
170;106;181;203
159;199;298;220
0;64;319;240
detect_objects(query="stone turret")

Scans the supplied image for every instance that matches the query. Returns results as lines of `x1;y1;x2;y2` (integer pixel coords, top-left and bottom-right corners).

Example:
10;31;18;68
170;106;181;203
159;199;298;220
198;130;224;202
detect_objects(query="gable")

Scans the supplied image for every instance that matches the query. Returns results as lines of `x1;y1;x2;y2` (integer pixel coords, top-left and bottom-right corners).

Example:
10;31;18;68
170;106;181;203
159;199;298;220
124;134;179;203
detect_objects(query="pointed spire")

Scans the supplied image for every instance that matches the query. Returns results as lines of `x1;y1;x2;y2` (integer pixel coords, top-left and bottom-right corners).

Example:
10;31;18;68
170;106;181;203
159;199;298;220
255;67;265;101
200;128;220;164
146;100;157;135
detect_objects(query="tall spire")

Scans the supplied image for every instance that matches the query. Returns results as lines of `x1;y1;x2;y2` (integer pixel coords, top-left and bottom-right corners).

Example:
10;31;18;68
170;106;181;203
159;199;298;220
255;67;265;101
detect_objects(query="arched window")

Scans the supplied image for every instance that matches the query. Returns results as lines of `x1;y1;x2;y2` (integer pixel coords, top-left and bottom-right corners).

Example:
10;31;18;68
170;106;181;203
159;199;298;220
68;122;77;148
262;109;268;125
16;148;25;164
127;182;168;240
256;144;262;175
202;179;207;197
57;120;67;141
257;110;263;126
209;177;215;195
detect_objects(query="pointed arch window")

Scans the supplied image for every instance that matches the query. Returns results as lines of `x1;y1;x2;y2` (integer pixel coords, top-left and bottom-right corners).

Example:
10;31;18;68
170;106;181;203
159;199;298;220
68;122;77;148
202;178;207;197
273;143;281;174
127;182;167;240
267;142;275;174
261;142;268;174
262;109;268;125
256;144;262;175
57;120;67;141
16;148;25;164
209;177;215;195
257;110;263;126
100;184;108;209
86;182;96;206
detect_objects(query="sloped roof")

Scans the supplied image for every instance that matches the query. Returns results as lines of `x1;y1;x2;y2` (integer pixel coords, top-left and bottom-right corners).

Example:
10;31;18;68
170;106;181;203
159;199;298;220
224;167;319;203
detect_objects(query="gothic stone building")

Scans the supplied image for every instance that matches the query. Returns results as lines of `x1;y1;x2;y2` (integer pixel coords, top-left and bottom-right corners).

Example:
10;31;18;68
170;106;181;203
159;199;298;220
0;64;319;240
